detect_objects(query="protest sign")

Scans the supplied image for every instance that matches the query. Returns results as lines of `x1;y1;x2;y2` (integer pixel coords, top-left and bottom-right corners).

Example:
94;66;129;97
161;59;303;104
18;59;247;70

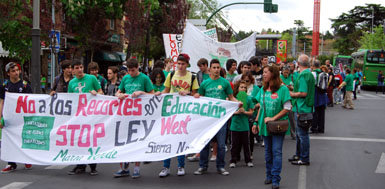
1;93;237;165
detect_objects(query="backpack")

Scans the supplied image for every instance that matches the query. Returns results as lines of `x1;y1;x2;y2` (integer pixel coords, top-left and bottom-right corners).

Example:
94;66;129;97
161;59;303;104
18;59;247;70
169;71;196;92
316;72;328;93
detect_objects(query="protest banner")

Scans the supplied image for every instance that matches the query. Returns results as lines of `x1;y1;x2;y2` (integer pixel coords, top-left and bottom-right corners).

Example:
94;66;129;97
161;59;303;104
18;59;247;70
181;22;257;73
162;28;217;71
1;93;238;165
276;40;287;63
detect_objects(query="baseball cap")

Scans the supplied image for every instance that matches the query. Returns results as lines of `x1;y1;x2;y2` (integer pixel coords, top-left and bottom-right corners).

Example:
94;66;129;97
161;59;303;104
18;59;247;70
5;62;19;72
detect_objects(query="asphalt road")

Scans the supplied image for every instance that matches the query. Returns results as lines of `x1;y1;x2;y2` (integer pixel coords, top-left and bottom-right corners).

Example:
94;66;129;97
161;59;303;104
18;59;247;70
1;90;384;189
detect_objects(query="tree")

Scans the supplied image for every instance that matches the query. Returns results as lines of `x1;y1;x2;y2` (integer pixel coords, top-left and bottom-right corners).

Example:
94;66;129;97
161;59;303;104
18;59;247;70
124;0;189;67
331;4;385;55
61;0;125;59
0;0;52;63
359;26;385;50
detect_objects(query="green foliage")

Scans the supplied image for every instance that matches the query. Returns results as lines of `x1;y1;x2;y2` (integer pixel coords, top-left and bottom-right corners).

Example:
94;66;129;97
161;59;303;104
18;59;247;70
359;26;385;50
331;3;385;54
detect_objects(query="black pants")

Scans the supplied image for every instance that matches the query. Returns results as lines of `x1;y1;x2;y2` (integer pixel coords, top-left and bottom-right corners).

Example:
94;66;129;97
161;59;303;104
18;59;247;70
312;106;325;133
248;121;260;154
230;131;251;163
76;164;97;171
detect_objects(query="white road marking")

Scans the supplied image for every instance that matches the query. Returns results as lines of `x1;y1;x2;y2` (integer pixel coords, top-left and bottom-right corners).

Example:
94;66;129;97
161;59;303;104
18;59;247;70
310;136;385;143
0;182;32;189
298;165;306;189
44;165;68;170
375;153;385;174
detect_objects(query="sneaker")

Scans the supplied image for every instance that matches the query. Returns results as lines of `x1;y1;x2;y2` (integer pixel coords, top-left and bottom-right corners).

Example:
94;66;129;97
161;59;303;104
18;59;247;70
24;164;32;170
247;162;254;167
67;166;86;175
187;155;199;162
210;155;216;162
193;167;207;175
288;155;299;162
132;168;140;178
261;141;265;147
217;168;229;176
113;169;130;178
291;160;310;166
159;167;170;177
1;165;16;174
177;167;185;176
89;169;98;176
229;163;236;168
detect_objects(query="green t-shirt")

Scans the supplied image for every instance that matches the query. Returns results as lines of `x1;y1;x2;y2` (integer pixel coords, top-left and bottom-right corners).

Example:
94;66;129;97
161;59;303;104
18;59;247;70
255;85;291;136
226;72;237;82
119;73;154;94
163;70;170;79
250;85;261;118
198;77;233;100
344;74;354;91
153;84;165;92
41;77;47;86
291;72;299;83
230;98;252;132
292;69;315;113
68;74;101;93
280;75;293;86
202;73;210;81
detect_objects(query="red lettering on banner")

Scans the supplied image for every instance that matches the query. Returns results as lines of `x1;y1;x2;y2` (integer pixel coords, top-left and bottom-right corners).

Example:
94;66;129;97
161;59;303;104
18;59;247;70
109;100;119;115
55;123;106;147
161;115;190;135
15;96;35;113
56;125;67;146
78;124;91;147
93;123;105;147
76;94;87;116
87;100;96;115
16;96;28;113
68;125;80;146
133;99;142;115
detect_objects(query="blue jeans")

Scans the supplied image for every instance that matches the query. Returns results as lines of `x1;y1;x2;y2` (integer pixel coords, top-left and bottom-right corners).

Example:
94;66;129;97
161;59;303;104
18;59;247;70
263;135;285;186
163;155;185;168
294;112;310;162
199;123;227;169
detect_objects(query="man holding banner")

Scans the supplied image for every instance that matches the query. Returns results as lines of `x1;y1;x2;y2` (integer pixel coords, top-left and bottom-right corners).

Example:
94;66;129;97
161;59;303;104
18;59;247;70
156;53;199;178
114;58;154;178
0;62;33;173
193;59;240;176
67;60;103;176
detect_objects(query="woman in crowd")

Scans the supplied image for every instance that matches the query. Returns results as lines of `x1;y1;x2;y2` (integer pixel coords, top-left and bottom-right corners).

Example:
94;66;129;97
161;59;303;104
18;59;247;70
252;65;291;189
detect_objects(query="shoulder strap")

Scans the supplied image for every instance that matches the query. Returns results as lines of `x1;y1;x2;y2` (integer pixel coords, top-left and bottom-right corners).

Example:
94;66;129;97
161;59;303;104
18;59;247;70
191;74;196;92
263;90;266;118
169;71;175;87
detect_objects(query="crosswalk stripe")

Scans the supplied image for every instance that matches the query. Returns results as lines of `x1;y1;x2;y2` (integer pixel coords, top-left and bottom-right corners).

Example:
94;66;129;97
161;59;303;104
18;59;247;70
0;182;32;189
44;165;68;170
375;153;385;174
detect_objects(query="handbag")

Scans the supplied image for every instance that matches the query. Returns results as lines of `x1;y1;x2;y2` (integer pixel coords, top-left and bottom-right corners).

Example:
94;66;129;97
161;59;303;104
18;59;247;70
297;113;312;130
263;91;289;135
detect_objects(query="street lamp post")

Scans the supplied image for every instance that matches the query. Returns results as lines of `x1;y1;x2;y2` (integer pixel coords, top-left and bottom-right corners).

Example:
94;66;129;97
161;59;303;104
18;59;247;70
31;0;41;93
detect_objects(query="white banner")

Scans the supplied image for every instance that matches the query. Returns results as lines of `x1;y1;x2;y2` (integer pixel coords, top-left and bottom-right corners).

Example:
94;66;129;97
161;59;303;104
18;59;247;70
181;22;257;73
163;34;183;71
203;28;218;41
1;93;237;165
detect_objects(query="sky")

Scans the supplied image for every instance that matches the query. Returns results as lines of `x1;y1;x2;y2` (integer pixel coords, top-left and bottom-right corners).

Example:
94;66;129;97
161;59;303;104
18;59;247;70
215;0;384;33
